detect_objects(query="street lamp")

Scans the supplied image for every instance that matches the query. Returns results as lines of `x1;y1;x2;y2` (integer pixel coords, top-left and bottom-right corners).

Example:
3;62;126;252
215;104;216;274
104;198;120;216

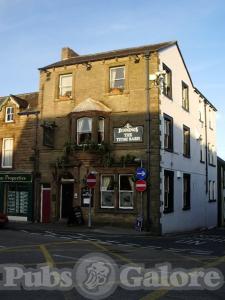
18;110;40;222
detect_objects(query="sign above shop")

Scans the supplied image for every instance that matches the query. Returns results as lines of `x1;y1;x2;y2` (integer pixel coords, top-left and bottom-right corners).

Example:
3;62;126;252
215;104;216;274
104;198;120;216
0;173;32;183
113;123;143;143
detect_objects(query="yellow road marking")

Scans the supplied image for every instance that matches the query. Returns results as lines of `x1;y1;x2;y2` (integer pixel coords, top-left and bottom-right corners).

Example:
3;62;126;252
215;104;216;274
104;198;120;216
39;244;55;268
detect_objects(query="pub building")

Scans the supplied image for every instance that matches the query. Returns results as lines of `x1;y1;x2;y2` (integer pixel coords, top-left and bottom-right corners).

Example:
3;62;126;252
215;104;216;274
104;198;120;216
0;92;39;222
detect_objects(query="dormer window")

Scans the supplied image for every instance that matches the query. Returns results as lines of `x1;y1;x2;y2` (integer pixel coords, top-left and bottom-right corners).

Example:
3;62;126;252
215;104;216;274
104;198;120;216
5;107;14;123
77;117;92;144
59;74;72;97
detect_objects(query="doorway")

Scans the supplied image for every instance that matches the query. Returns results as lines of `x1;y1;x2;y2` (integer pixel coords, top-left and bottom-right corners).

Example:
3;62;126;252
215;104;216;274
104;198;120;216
61;183;74;219
41;187;51;223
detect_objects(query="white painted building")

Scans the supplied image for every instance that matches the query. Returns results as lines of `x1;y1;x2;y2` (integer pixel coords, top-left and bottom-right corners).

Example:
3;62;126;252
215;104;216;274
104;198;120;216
158;44;217;234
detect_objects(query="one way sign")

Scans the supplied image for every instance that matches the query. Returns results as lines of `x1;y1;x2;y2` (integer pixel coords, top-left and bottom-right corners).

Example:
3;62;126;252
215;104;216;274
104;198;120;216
135;167;147;180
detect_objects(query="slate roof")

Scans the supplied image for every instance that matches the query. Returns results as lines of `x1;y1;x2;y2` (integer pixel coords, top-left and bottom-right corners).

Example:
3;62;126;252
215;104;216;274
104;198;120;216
0;92;39;110
39;41;176;70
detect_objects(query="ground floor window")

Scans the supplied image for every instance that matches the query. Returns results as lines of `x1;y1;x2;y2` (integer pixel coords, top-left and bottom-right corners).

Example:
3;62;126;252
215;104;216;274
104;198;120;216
119;175;134;209
100;174;134;209
7;183;29;215
101;175;115;208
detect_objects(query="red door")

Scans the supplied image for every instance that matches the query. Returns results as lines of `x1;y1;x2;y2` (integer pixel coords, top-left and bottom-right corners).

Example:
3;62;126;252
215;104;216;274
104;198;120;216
42;189;51;223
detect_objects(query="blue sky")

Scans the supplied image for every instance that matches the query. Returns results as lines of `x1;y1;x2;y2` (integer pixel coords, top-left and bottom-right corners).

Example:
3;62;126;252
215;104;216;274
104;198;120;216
0;0;225;158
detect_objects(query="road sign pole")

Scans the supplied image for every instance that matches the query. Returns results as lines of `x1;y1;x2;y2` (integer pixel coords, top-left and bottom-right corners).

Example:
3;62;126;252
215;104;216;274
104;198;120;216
88;188;92;228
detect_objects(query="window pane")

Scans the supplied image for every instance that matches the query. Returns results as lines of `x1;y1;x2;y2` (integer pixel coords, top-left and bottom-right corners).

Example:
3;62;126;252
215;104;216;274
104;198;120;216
120;192;133;208
120;175;133;191
102;176;114;191
101;192;114;207
98;118;104;144
77;118;92;133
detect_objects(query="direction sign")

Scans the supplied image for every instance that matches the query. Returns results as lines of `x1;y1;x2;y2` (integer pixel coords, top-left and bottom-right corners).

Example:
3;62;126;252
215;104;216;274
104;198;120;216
87;174;96;188
135;180;147;192
136;167;147;180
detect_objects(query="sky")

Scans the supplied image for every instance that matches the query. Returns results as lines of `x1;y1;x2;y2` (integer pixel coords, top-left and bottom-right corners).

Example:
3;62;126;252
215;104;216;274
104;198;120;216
0;0;225;158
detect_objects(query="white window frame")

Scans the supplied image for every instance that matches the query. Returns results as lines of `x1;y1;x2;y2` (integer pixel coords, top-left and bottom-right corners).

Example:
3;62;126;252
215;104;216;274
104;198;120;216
119;174;134;209
5;107;14;123
2;138;13;168
100;175;115;208
77;117;92;145
59;74;72;97
110;66;125;89
98;117;105;145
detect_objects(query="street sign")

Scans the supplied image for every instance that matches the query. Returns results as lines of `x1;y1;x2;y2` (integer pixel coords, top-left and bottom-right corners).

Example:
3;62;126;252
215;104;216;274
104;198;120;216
135;180;147;192
136;167;147;180
87;173;96;188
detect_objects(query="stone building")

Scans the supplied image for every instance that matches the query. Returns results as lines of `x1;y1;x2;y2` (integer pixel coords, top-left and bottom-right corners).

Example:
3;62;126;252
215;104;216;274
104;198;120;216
0;92;39;221
36;41;217;234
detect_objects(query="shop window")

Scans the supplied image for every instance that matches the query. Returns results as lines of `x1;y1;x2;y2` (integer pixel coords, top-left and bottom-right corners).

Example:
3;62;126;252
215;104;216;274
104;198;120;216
183;125;190;157
110;66;125;90
98;117;104;144
164;170;174;213
182;81;189;111
59;74;72;97
164;114;173;151
5;107;14;123
7;183;29;215
101;175;115;208
77;117;92;144
119;174;134;209
2;138;13;168
183;174;191;210
163;64;172;98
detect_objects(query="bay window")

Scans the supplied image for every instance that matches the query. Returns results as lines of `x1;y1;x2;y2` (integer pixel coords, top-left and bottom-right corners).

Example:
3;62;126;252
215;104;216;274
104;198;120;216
77;117;92;144
98;117;104;144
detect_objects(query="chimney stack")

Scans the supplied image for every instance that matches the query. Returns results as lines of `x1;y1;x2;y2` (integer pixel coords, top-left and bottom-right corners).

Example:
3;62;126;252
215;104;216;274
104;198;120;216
61;47;79;60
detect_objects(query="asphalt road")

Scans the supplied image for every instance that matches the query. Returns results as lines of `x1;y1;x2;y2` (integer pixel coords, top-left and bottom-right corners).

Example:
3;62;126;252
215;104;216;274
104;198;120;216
0;227;225;299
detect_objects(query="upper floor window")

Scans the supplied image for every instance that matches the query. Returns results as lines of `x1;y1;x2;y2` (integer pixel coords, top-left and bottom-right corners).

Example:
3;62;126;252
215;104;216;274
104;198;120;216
77;117;92;145
183;125;190;157
59;74;72;97
164;114;173;152
200;137;205;162
209;180;216;201
42;122;55;148
183;173;191;210
110;66;125;90
5;107;14;123
2;138;13;168
208;144;215;166
164;170;174;213
182;81;189;111
98;117;104;144
209;109;213;129
163;64;172;98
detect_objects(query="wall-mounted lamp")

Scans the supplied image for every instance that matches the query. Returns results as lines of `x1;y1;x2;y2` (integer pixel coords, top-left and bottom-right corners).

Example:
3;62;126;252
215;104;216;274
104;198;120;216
133;55;140;63
83;62;92;70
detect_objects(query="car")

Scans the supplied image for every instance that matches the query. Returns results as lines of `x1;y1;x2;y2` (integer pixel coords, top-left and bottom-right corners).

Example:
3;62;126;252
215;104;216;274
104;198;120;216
0;212;8;228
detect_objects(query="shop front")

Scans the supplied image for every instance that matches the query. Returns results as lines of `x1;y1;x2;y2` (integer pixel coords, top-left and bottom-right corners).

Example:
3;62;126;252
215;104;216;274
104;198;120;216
0;173;33;222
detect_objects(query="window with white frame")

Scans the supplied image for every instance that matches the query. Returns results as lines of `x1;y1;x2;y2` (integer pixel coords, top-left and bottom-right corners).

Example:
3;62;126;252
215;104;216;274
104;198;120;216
110;66;125;90
209;180;216;201
101;175;115;208
2;138;13;168
59;74;72;97
119;174;134;209
200;137;204;162
77;117;92;144
164;114;173;151
98;117;104;144
163;64;172;98
198;100;204;122
5;107;14;123
182;81;189;111
208;144;215;165
209;109;213;129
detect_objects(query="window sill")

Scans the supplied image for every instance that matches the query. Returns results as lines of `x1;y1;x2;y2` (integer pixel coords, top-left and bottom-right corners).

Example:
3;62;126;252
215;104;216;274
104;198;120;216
182;107;190;113
55;96;73;101
200;160;205;164
209;163;216;167
183;154;191;159
163;209;174;214
209;199;216;203
106;89;129;96
182;206;191;211
162;93;173;101
5;121;14;124
96;208;136;214
165;148;174;153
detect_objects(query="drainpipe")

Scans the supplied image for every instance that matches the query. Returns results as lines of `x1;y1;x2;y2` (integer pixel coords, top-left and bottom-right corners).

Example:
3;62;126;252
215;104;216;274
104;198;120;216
145;51;151;231
204;100;208;193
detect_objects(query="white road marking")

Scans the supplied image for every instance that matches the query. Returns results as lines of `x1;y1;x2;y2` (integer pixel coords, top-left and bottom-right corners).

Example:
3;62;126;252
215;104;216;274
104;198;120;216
53;254;76;260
